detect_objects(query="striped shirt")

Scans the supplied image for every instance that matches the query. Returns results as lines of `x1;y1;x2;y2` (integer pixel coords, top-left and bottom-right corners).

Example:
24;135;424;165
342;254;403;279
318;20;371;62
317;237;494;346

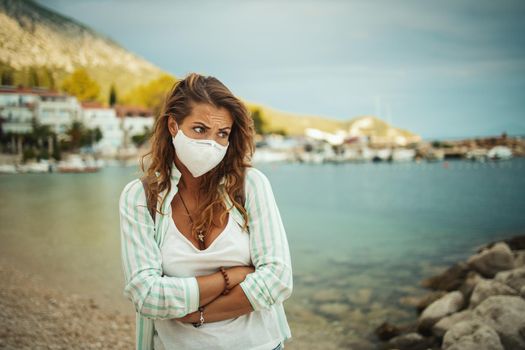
119;162;294;349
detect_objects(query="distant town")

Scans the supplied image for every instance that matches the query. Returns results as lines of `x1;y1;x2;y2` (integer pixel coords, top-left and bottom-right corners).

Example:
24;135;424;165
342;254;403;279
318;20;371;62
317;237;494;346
0;85;523;174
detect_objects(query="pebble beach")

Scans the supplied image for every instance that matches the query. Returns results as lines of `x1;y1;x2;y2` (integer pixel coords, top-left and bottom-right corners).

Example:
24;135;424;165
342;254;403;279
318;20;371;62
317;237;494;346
0;257;134;350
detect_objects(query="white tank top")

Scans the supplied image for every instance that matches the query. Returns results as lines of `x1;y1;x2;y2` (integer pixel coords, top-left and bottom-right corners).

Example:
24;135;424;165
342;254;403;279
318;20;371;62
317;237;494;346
153;212;283;350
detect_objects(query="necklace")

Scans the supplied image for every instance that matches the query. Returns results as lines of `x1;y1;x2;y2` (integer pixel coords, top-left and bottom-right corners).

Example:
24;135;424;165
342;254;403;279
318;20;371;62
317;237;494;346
177;189;206;250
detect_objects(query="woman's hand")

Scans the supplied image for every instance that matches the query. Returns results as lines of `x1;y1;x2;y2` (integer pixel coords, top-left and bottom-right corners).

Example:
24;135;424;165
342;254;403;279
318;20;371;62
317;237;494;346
174;265;255;323
224;265;255;287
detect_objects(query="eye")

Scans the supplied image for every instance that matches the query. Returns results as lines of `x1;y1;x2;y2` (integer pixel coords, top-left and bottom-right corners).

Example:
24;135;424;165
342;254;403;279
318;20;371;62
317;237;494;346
193;126;205;134
219;131;229;138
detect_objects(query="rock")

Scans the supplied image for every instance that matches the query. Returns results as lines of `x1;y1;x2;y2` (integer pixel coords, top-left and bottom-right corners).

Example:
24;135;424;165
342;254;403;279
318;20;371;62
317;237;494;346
478;235;525;252
420;262;470;291
317;302;350;319
311;288;346;303
513;250;525;268
468;279;518;309
432;309;473;338
473;295;525;350
467;242;515;278
458;270;485;300
494;266;525;292
502;235;525;251
399;291;447;314
387;332;437;350
417;291;464;332
387;332;422;349
347;288;372;305
442;319;503;350
375;321;401;341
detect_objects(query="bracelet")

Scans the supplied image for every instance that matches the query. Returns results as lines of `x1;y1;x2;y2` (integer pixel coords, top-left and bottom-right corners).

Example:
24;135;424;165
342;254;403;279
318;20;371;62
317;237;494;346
219;266;231;295
192;306;205;328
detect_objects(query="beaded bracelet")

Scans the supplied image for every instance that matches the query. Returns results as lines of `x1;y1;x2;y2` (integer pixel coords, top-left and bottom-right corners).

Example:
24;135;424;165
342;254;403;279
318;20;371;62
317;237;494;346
219;266;231;295
192;306;205;328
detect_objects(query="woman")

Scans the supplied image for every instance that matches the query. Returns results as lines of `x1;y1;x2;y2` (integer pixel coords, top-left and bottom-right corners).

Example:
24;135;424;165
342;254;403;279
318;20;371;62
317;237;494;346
119;72;293;350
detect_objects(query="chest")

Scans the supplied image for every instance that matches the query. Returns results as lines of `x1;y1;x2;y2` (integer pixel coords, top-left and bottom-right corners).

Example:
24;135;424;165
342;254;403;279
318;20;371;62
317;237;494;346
160;208;252;277
170;199;229;251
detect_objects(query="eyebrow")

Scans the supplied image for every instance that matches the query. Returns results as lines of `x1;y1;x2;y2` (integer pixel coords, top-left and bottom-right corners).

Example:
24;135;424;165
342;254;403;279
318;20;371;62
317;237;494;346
193;121;231;131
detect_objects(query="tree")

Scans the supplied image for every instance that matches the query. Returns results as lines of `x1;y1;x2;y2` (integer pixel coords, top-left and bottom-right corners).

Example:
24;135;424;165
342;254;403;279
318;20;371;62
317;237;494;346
251;108;266;135
270;128;287;136
63;121;103;152
28;67;39;87
109;83;117;106
121;73;177;116
65;121;85;151
40;67;56;89
1;68;14;85
131;126;152;147
61;68;101;101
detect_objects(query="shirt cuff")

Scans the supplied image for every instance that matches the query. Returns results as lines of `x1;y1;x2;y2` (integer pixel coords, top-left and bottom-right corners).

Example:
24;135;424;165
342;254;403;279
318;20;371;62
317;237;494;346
186;276;200;314
239;278;259;311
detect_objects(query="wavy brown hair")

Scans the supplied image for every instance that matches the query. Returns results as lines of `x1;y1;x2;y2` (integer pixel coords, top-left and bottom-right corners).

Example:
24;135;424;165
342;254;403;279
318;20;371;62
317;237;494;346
138;72;255;238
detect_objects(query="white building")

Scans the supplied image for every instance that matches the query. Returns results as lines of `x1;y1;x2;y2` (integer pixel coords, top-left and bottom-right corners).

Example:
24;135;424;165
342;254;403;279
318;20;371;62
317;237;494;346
115;104;154;148
0;86;41;134
82;102;123;156
37;92;82;137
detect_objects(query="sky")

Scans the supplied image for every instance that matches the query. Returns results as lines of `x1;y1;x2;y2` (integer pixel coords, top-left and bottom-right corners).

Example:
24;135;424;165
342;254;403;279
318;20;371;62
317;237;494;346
35;0;525;140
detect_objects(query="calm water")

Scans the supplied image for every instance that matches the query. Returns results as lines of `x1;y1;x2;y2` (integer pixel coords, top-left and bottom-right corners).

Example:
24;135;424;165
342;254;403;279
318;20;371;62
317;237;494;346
1;158;524;347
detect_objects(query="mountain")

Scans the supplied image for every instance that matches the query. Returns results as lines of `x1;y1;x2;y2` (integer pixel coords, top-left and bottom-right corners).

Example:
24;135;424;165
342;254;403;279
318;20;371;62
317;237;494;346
245;100;421;142
0;0;166;102
0;0;421;142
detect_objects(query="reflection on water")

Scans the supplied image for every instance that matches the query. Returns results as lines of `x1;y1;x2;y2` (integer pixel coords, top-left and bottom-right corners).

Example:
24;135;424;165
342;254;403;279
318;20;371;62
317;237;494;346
1;159;524;347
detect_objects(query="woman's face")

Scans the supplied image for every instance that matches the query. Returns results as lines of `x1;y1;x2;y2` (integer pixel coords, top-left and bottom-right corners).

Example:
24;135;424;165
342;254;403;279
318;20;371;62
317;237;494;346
169;103;233;147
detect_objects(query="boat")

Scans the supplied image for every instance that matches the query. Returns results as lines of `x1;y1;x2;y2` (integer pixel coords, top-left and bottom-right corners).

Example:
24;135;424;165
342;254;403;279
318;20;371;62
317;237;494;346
392;148;416;162
465;148;488;162
57;154;102;173
0;164;17;174
16;160;53;173
487;146;512;160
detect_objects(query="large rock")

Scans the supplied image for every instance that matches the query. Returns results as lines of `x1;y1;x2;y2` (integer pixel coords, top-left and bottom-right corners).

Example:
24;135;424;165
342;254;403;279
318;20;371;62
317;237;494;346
432;309;473;338
417;291;464;332
479;235;525;252
468;279;518;309
473;295;525;350
387;332;436;350
399;290;447;314
458;270;485;300
494;266;525;292
420;262;470;291
467;242;515;278
442;319;503;350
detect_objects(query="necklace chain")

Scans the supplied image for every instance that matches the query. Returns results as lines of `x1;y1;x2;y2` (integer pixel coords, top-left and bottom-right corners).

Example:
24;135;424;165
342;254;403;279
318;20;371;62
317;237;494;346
177;187;206;249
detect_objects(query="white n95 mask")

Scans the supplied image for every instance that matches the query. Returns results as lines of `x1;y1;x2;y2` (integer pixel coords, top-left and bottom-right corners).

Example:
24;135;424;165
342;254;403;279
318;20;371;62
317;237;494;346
172;128;229;178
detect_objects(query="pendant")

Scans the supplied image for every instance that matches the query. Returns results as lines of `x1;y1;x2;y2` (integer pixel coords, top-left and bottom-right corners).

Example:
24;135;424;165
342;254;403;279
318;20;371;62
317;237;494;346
198;233;205;242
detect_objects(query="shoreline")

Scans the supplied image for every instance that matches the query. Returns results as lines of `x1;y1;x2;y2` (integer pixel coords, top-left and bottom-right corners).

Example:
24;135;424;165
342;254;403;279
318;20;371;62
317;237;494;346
2;234;524;349
0;257;134;349
375;235;525;350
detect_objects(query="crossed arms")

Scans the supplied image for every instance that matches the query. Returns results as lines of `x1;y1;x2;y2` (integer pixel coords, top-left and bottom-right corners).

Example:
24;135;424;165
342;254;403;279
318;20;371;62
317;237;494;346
119;168;293;322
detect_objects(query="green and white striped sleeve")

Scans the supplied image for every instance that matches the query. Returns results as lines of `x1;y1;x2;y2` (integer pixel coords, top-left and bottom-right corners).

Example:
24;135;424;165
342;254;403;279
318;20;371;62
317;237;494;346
119;179;200;319
239;167;294;311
